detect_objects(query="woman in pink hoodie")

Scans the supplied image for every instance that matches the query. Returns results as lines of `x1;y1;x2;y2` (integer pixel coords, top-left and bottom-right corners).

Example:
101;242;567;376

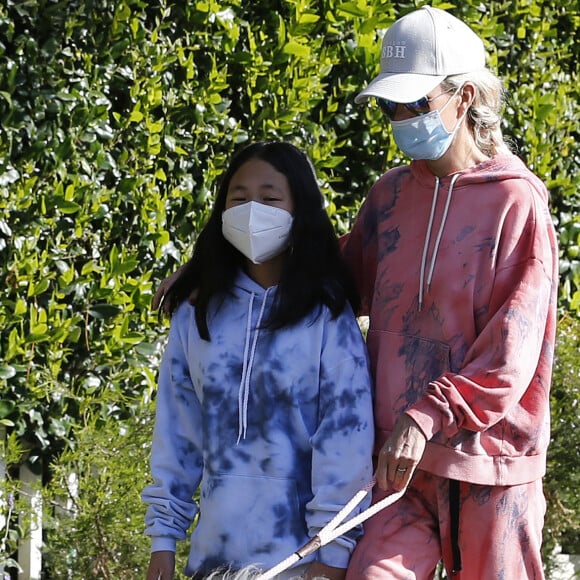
342;6;558;580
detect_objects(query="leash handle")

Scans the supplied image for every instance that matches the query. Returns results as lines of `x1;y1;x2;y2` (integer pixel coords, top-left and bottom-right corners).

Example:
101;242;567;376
256;481;406;580
317;487;405;546
256;480;375;580
318;479;375;538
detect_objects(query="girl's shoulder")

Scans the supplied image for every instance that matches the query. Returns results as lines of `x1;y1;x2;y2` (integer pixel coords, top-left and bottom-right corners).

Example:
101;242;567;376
168;300;198;336
317;303;368;343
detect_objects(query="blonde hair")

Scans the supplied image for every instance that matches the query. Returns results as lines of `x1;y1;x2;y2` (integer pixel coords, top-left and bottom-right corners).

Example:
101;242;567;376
442;69;512;157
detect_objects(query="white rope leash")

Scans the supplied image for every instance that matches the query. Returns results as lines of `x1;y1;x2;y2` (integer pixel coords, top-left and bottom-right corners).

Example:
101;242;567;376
255;479;406;580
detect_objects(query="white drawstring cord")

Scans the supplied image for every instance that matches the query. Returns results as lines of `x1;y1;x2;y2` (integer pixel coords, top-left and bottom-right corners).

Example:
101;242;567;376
255;479;406;580
419;177;440;311
426;173;460;291
237;289;270;444
237;294;255;443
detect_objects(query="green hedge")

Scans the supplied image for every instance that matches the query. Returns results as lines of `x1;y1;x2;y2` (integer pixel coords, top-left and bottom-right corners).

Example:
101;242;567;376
0;0;579;576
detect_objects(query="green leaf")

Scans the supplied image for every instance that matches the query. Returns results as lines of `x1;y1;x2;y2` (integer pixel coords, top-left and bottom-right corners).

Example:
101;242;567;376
54;199;82;214
283;42;311;58
0;400;16;419
29;278;51;297
111;259;139;276
120;332;144;345
88;304;122;319
0;365;16;380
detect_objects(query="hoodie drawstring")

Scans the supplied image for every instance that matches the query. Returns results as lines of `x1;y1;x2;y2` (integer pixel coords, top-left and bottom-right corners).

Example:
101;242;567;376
419;177;440;311
418;173;461;310
449;479;463;574
237;288;270;443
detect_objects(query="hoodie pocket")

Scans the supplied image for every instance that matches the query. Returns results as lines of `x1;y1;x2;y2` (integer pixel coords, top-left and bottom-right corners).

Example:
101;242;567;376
189;472;307;572
367;329;450;449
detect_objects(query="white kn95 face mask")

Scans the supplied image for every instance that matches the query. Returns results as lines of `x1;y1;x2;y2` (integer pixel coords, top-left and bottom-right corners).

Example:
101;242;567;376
222;201;293;264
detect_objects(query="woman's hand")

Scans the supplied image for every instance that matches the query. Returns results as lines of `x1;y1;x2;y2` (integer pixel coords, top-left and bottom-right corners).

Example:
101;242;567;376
152;266;185;311
145;550;175;580
375;414;427;491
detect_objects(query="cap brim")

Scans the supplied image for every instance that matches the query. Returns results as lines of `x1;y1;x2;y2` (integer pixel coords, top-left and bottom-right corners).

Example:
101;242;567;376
354;72;446;104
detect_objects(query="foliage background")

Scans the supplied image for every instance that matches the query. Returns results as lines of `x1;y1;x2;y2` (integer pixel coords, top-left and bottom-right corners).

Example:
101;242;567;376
0;0;578;577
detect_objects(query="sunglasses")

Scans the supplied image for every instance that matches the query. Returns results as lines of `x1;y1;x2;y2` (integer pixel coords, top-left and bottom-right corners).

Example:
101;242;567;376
377;89;456;121
377;96;432;120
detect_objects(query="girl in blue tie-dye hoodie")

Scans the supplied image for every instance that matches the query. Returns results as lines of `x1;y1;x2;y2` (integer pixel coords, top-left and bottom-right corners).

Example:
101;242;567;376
142;142;374;580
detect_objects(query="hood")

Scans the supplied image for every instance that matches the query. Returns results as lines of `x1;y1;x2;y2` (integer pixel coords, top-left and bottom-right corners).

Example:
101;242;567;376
410;153;549;204
409;154;550;310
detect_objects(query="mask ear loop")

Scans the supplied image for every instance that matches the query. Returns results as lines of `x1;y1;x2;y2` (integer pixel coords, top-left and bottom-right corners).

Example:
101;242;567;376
444;83;470;133
434;83;469;140
440;84;463;112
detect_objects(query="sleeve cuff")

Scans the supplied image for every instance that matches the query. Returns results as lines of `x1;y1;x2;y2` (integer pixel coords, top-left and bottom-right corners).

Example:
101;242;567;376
405;397;441;440
150;536;177;553
318;541;351;569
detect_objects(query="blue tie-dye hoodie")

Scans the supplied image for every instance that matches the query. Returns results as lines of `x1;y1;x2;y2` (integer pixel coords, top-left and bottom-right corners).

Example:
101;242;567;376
142;270;375;576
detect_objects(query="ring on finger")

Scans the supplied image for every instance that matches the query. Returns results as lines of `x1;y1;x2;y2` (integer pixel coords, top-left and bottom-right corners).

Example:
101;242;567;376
396;466;408;473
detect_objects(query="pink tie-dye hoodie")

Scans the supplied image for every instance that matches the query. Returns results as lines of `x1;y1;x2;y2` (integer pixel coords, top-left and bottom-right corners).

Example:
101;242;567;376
342;154;558;486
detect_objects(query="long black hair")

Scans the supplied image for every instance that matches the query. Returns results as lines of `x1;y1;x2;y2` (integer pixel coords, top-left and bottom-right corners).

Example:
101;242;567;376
164;141;359;340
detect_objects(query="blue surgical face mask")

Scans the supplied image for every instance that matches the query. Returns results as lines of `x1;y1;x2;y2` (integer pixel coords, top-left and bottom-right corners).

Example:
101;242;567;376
390;87;464;160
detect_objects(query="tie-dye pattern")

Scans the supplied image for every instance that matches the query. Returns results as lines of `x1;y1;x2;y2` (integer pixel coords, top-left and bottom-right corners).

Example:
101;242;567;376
342;153;556;578
142;270;374;576
342;154;558;486
346;472;546;579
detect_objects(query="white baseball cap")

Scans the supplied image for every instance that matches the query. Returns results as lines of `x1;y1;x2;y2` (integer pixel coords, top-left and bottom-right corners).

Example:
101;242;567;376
355;6;486;104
